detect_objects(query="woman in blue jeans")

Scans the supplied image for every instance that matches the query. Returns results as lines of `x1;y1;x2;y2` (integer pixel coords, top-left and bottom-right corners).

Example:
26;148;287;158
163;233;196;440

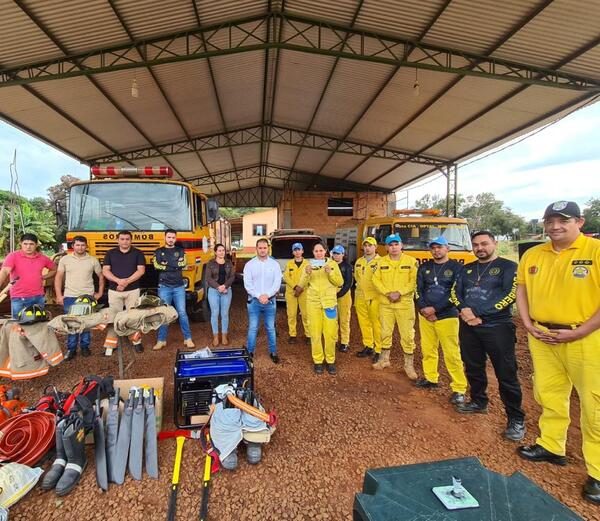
206;244;235;346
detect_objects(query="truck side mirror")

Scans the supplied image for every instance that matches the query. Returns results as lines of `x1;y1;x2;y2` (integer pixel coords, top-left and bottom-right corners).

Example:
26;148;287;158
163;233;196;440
207;198;219;223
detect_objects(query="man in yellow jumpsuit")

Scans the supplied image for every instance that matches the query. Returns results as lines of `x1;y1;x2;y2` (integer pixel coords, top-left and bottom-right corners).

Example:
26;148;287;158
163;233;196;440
354;237;381;361
283;242;310;344
299;243;344;374
372;234;418;380
516;201;600;505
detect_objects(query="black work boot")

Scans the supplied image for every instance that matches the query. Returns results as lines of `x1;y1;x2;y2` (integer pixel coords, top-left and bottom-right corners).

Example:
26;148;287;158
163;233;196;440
338;344;349;353
64;350;77;362
583;476;600;505
455;401;488;414
81;348;91;357
517;444;567;466
504;419;526;441
372;352;381;363
327;363;337;375
55;417;88;496
42;419;68;490
314;364;324;374
356;346;374;358
414;379;438;389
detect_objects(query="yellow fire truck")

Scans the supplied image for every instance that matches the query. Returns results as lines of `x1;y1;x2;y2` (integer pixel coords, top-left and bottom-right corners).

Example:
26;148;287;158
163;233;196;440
335;209;477;265
66;166;224;321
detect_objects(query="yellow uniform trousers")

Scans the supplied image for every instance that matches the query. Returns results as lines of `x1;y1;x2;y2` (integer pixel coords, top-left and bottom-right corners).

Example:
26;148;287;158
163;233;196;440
418;315;467;393
379;302;416;354
285;290;309;338
355;296;381;352
337;292;352;345
307;305;338;364
529;328;600;480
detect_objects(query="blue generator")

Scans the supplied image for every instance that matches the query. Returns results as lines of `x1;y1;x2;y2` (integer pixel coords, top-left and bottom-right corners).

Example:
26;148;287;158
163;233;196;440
174;348;254;428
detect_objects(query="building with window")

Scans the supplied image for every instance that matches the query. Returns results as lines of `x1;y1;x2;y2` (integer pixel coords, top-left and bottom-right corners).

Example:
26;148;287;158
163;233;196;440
241;208;278;252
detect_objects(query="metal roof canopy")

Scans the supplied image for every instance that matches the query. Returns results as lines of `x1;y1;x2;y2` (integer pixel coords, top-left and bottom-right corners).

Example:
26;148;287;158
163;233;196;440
1;0;599;206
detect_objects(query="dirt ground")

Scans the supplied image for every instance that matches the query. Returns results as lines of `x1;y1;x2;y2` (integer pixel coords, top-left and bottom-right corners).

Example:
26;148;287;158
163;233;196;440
8;283;598;521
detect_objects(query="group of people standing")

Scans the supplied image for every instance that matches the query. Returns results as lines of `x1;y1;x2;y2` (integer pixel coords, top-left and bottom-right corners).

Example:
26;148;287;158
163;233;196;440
0;199;598;505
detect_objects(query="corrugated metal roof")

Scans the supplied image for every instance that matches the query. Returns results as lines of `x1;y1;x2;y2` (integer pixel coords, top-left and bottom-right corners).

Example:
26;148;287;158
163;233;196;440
0;0;598;197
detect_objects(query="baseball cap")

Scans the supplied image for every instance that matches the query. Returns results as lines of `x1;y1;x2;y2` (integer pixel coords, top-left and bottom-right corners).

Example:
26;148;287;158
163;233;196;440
384;234;402;245
429;236;449;247
291;242;303;251
543;201;581;220
363;237;377;246
331;245;345;255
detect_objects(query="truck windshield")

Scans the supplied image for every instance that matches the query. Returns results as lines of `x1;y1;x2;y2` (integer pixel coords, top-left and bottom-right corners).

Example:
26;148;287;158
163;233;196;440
68;182;192;231
393;222;472;251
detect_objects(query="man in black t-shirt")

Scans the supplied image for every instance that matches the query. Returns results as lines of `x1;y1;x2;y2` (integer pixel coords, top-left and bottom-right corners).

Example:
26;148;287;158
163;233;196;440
102;230;146;355
151;229;194;350
450;230;525;442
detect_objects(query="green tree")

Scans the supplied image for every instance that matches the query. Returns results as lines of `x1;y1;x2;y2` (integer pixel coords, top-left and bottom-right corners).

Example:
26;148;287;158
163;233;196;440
582;198;600;234
219;207;260;220
414;192;526;239
47;175;81;244
1;202;56;254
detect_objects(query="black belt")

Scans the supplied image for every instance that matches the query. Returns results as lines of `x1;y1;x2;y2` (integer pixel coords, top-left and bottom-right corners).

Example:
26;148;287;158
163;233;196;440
536;321;580;330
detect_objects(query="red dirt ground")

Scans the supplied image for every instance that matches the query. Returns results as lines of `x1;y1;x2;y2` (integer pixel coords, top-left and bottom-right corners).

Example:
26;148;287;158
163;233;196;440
7;285;599;521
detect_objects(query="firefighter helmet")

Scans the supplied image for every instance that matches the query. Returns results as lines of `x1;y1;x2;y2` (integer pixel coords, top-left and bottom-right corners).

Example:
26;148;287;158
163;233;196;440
134;293;165;309
17;304;48;324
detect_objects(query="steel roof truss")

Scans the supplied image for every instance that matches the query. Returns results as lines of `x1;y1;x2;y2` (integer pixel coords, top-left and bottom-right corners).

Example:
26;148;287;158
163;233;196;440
2;13;599;92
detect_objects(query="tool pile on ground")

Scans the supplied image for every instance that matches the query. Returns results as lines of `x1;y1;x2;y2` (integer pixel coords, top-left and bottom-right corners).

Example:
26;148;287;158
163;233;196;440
5;288;596;521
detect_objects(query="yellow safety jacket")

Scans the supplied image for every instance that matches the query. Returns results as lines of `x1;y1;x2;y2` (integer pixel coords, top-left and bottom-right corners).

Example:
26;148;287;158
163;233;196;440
372;254;418;306
283;258;309;295
299;260;343;309
354;254;380;300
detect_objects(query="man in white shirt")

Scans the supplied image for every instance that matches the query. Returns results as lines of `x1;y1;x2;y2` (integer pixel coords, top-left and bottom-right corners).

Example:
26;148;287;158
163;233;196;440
243;238;282;363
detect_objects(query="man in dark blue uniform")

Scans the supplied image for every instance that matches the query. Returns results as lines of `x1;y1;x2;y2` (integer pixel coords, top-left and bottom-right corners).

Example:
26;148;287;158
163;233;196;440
450;231;525;441
415;237;467;404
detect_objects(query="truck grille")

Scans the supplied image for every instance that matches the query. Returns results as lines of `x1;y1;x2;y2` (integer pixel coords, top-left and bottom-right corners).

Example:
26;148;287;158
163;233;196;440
93;241;161;260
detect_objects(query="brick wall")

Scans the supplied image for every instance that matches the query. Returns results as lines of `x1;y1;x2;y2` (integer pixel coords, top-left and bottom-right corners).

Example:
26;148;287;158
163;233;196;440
277;191;393;240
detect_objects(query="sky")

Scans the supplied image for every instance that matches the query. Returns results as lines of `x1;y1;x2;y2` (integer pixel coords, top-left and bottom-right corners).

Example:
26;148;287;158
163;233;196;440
401;99;600;220
1;98;599;221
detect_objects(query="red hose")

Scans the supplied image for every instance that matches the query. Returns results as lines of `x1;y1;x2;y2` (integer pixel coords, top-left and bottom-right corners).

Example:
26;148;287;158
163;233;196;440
0;411;55;466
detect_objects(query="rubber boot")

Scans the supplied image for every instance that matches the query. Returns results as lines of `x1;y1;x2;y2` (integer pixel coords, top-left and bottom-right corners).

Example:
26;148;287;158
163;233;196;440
221;333;229;346
221;450;238;470
212;335;220;347
41;419;68;490
372;349;390;370
55;417;88;496
246;442;262;465
404;353;418;381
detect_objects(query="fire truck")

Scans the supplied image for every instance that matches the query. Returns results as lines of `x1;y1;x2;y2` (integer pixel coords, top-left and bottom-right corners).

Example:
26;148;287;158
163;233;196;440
66;166;227;321
335;209;477;265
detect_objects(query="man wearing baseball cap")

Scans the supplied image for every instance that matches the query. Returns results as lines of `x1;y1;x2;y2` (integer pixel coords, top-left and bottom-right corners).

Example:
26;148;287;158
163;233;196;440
516;201;600;504
372;234;419;379
354;237;382;360
415;236;467;404
282;242;310;344
331;245;352;353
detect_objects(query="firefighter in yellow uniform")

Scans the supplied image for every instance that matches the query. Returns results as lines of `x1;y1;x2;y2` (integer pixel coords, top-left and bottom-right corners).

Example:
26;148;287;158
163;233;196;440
283;242;310;343
516;201;600;505
354;237;381;361
372;234;418;379
299;242;344;375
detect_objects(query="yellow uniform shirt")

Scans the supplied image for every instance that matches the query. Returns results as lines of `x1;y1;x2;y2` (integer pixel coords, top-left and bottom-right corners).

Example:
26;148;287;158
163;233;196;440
299;259;343;309
354;254;380;300
372;254;418;306
516;234;600;324
283;258;309;295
